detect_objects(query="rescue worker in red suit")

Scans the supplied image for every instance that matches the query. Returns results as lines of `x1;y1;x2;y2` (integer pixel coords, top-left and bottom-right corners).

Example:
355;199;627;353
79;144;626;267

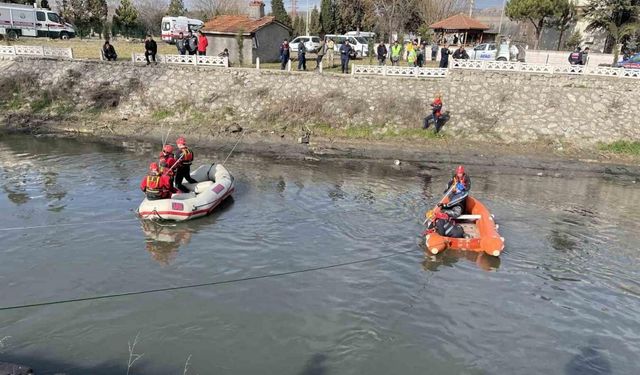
438;165;471;219
423;94;443;131
174;137;197;193
140;162;176;200
158;144;176;186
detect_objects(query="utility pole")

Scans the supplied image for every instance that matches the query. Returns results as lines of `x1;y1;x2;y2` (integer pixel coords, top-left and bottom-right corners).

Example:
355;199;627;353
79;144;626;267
291;0;297;17
498;0;507;35
469;0;474;17
305;0;309;35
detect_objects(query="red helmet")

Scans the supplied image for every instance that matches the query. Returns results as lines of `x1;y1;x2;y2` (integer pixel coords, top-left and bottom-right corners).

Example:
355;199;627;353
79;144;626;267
163;144;174;153
456;165;465;176
176;137;186;146
149;162;159;172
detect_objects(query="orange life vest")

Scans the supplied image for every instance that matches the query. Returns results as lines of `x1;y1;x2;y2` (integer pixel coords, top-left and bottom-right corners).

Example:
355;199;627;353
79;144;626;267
145;175;163;199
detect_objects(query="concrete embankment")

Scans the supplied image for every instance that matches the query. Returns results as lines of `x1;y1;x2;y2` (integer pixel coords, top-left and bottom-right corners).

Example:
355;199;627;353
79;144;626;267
0;57;639;163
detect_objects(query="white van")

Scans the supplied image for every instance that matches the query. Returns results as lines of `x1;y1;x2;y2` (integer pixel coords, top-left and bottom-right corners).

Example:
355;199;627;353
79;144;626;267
290;35;321;53
325;34;369;58
161;16;204;43
345;31;376;40
0;2;75;40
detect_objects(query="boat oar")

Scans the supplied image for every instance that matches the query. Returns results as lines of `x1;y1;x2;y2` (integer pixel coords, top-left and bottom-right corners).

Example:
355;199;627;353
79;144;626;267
423;184;455;225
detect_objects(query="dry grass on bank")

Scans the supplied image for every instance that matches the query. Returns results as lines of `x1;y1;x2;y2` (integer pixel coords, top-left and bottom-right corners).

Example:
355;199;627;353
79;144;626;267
2;37;175;60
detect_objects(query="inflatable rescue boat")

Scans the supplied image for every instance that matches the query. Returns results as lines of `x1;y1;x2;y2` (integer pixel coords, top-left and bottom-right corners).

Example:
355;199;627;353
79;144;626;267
138;164;234;221
425;196;504;257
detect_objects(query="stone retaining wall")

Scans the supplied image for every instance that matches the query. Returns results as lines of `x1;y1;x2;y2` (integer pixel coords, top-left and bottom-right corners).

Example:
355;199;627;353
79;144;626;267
0;58;638;146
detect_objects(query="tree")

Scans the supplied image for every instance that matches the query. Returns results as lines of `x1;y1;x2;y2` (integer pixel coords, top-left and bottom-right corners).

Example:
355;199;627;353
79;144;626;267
584;0;640;53
335;0;375;33
309;6;322;35
565;29;582;49
136;0;169;35
605;21;640;65
416;0;469;29
113;0;140;38
547;0;577;50
236;29;244;65
506;0;557;49
369;0;417;43
191;0;243;20
320;0;336;34
167;0;186;16
271;0;291;29
292;15;305;37
60;0;107;38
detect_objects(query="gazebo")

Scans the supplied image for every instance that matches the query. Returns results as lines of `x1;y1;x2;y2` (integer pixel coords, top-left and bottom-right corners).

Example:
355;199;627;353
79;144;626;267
430;13;490;45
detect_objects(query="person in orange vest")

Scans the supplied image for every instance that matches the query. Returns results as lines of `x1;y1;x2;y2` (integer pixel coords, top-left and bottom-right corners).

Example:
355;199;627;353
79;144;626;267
140;162;175;200
438;165;471;219
174;137;197;193
423;94;443;131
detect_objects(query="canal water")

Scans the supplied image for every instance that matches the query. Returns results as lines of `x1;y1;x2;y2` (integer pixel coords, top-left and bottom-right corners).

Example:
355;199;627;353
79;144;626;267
0;133;639;374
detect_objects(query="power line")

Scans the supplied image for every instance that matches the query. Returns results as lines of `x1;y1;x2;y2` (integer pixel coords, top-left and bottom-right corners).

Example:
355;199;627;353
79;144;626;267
0;248;416;312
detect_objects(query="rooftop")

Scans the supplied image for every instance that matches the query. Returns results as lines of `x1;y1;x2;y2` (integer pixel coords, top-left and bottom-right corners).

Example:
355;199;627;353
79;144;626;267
202;15;279;34
430;13;490;31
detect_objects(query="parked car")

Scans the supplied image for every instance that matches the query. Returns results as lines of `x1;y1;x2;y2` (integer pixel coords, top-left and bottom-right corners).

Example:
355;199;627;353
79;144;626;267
290;36;321;53
0;1;75;40
469;42;525;62
325;34;369;58
161;16;204;44
618;53;640;69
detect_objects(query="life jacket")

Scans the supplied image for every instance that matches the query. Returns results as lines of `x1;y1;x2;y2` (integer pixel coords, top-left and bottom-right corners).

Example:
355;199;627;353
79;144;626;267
453;174;468;190
391;44;402;58
179;147;194;166
145;175;164;200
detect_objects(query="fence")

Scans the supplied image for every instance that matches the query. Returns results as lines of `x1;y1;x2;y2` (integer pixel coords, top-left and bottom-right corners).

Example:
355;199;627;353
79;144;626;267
0;45;73;59
450;59;640;79
131;53;228;68
352;65;448;78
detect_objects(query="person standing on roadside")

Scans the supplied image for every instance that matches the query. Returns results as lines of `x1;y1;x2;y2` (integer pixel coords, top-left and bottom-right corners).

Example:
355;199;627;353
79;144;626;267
297;38;307;70
377;41;388;65
431;41;439;61
439;44;451;68
582;47;590;65
144;34;157;65
326;37;335;68
390;40;402;66
339;40;352;74
315;37;326;70
176;32;187;55
187;31;198;55
280;39;290;70
197;31;208;56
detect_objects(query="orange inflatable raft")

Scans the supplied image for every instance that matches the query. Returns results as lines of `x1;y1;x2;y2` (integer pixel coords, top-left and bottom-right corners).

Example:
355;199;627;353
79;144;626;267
425;196;504;257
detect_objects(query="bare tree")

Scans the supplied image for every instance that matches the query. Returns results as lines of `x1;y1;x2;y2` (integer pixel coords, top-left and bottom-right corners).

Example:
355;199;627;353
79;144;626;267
135;0;168;34
191;0;244;19
416;0;470;28
369;0;418;42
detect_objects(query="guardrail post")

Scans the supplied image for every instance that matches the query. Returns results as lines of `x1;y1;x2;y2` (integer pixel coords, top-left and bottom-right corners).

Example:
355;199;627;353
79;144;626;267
383;66;387;76
286;59;291;72
319;60;323;73
131;53;135;64
351;62;354;75
256;57;260;70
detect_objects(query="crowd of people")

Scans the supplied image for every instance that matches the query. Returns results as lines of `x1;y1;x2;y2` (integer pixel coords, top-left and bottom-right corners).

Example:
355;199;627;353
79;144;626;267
279;36;355;74
140;137;196;200
100;31;209;64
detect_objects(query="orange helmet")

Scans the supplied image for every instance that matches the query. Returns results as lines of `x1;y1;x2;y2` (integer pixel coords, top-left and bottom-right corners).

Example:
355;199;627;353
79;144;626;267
456;165;465;176
176;137;186;146
163;144;174;153
149;162;159;172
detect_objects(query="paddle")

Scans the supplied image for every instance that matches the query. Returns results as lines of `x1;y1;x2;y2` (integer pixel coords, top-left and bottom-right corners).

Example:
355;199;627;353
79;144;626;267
423;183;455;226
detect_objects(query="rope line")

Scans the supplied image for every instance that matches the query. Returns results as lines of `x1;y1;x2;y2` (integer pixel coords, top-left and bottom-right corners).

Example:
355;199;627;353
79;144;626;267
221;131;245;166
0;248;415;312
0;218;139;232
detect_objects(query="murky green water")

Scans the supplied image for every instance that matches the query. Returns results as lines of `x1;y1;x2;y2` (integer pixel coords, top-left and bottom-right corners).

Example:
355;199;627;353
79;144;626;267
0;133;639;374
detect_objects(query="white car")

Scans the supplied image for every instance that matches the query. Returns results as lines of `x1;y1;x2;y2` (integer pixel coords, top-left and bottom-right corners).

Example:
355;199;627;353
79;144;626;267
325;35;370;58
469;42;525;62
290;36;321;53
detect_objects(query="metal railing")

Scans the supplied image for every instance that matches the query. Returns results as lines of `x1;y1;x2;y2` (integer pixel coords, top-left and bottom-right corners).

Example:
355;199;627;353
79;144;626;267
450;59;640;79
131;53;228;68
352;65;448;78
0;45;73;59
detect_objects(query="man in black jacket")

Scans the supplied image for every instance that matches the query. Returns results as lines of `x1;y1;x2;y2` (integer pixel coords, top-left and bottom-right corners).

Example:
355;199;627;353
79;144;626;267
439;44;451;68
102;40;117;61
452;45;469;60
144;34;157;65
377;42;387;65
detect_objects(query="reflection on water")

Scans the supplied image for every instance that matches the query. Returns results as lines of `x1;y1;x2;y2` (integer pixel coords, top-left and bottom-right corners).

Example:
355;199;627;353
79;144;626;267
1;133;640;375
422;251;501;272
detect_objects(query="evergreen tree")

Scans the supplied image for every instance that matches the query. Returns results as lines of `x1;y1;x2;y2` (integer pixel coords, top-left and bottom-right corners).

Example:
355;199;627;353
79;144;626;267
271;0;292;29
506;0;561;49
113;0;139;38
320;0;335;34
60;0;107;38
293;15;306;37
167;0;187;17
309;6;321;35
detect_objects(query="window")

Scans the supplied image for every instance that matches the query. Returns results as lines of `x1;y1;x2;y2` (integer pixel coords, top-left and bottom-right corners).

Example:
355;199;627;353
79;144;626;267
488;44;496;51
356;37;367;44
474;44;485;51
162;22;171;31
47;13;60;23
311;37;320;43
348;37;358;44
36;12;46;22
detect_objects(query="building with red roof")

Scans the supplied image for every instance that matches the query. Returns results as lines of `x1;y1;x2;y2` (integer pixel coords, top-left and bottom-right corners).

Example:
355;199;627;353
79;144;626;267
201;1;291;64
430;13;490;45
